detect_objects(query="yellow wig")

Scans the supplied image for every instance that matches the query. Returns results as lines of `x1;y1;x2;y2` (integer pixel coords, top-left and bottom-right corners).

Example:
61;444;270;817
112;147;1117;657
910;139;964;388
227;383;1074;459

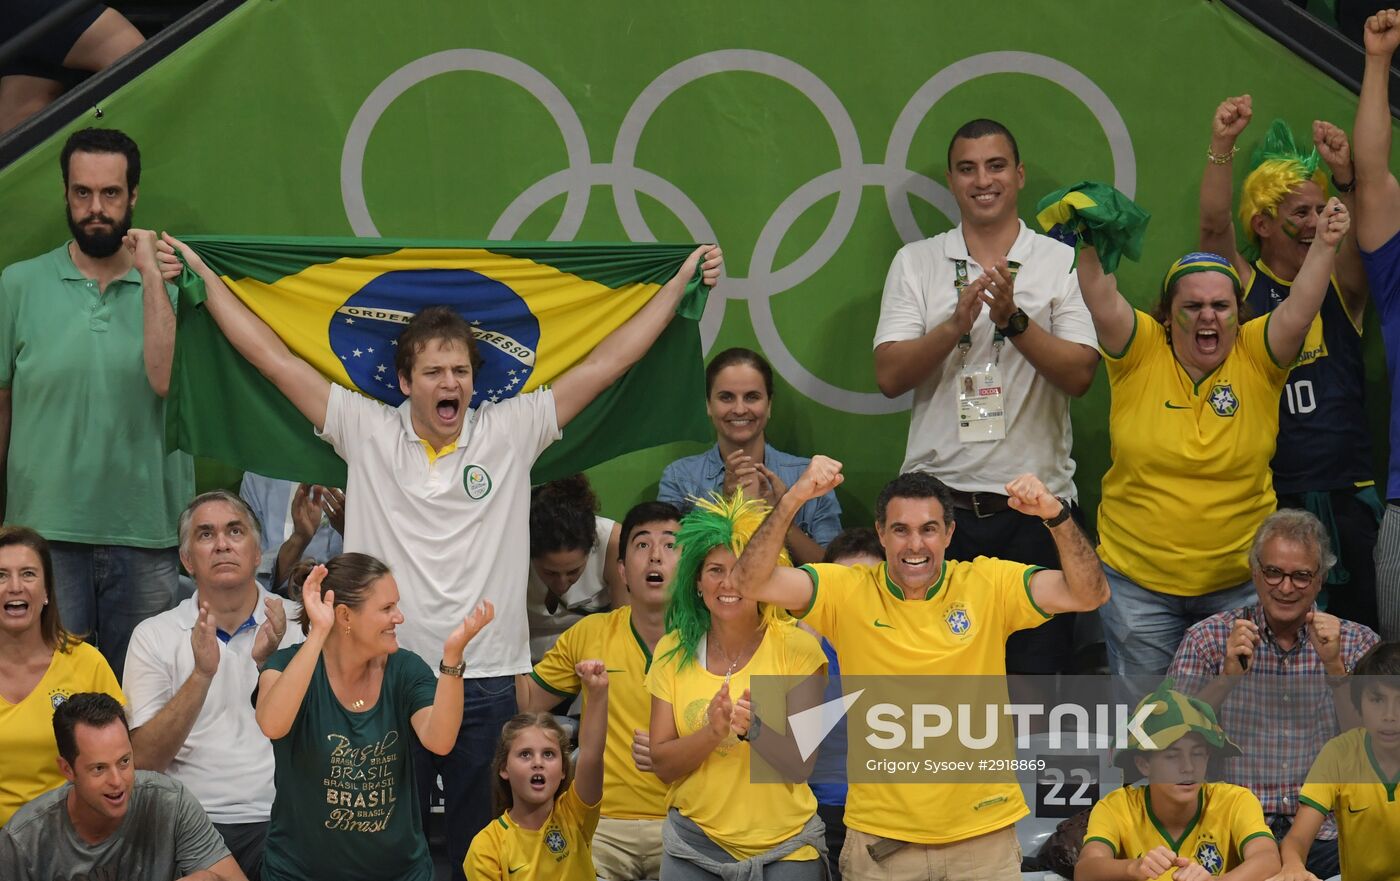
1237;119;1327;262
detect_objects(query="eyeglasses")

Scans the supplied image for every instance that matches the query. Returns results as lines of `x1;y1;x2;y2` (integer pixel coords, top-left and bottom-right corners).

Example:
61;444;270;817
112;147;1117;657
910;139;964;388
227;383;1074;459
1258;565;1317;588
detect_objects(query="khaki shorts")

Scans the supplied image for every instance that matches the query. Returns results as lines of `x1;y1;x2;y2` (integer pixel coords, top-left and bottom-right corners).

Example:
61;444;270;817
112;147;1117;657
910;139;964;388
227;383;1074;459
839;826;1020;881
592;816;664;881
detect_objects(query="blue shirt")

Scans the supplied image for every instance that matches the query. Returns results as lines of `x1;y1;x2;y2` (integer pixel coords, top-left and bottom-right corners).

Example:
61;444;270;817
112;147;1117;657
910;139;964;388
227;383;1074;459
658;443;842;546
1361;230;1400;498
240;472;344;591
1243;262;1372;494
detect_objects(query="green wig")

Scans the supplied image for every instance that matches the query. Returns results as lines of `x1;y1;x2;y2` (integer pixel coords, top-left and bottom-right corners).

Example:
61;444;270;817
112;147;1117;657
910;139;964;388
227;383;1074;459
662;491;791;669
1237;119;1327;262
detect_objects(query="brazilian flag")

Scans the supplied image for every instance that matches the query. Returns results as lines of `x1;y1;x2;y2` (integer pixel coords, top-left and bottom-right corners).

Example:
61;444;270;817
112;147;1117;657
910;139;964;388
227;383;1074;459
166;237;712;486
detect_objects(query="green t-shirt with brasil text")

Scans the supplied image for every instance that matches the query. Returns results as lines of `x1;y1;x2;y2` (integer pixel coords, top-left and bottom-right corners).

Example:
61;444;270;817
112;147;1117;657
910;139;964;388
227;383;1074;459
262;645;438;881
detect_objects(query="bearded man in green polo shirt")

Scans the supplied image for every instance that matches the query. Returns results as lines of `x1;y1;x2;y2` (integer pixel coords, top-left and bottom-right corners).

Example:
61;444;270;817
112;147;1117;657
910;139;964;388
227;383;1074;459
0;127;191;679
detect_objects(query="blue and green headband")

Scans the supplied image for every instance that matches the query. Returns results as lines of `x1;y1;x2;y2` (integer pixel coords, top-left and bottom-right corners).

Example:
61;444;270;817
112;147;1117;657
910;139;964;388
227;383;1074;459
1162;251;1243;296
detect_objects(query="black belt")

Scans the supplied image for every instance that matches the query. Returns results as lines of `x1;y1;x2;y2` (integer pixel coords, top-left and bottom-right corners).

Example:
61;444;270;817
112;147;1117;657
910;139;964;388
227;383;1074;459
947;489;1011;518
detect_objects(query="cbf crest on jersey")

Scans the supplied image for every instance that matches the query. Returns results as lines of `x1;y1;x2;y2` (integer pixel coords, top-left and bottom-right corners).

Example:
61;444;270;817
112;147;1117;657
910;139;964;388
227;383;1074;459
545;828;568;855
945;603;972;638
1194;840;1225;875
1207;382;1239;417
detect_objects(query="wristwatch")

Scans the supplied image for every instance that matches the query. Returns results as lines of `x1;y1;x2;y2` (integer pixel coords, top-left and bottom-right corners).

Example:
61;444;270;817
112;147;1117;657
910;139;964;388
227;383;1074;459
439;660;466;677
998;309;1030;338
1042;499;1072;528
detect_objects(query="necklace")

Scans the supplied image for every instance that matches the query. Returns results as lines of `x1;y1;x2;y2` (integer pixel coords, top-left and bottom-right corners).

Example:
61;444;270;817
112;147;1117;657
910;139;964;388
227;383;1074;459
351;698;366;710
709;631;763;685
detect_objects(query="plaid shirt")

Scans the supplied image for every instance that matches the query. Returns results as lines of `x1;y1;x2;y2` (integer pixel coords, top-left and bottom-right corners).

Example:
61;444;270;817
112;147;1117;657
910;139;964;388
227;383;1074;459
1168;603;1379;840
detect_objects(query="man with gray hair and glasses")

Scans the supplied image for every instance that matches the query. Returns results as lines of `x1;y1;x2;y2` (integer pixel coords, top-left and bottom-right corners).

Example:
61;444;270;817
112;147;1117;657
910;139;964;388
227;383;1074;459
121;490;301;881
1168;508;1379;879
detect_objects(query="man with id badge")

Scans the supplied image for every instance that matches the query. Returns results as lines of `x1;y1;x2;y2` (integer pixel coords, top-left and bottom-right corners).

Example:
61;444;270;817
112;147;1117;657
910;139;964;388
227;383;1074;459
873;118;1099;677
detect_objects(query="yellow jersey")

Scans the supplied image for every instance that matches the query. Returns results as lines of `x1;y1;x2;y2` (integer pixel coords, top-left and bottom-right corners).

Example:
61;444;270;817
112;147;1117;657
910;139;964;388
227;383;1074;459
1299;728;1400;881
465;784;601;881
1098;310;1289;595
645;619;824;860
0;642;123;827
798;558;1048;844
1084;783;1273;878
530;606;667;820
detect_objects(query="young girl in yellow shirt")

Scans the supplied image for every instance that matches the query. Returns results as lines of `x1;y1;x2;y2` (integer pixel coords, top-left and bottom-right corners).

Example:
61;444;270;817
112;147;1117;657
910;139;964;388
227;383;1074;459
465;661;609;881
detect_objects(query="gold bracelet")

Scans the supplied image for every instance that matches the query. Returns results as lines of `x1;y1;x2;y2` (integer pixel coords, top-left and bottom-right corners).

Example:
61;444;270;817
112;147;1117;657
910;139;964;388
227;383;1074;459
1207;145;1239;166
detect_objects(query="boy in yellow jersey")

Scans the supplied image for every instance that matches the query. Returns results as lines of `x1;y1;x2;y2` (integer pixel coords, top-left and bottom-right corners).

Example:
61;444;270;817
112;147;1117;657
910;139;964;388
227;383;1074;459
730;456;1110;881
516;502;680;881
1274;642;1400;881
1076;682;1277;880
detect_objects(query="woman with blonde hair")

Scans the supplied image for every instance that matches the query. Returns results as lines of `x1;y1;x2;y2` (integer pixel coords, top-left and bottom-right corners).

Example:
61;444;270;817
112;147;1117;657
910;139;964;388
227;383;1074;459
255;553;494;880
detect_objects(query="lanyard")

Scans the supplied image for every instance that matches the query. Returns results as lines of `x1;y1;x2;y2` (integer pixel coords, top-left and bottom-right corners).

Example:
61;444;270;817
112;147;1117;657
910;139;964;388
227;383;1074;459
954;259;1003;368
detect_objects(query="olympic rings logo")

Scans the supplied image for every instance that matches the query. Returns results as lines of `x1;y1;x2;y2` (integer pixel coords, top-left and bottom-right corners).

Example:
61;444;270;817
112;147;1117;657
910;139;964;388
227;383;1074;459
340;49;1135;416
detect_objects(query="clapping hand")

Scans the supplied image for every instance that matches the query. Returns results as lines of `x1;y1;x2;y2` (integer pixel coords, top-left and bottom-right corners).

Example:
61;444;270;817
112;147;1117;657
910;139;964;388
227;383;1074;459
707;681;734;739
251;596;287;666
730;687;753;739
301;565;336;638
443;601;495;660
976;260;1018;327
191;602;220;678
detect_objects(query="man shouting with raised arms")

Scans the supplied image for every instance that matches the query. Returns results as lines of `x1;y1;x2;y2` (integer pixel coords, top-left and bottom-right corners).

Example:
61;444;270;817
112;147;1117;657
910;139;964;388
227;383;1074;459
160;233;721;880
729;456;1108;881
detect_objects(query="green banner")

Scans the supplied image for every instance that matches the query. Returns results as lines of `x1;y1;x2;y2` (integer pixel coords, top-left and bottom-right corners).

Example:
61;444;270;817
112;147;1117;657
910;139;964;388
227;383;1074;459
0;0;1389;523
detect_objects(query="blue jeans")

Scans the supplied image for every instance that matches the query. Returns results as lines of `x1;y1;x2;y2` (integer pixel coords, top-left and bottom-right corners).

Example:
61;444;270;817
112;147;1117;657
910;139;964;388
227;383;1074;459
414;675;517;881
1098;562;1257;677
49;542;179;680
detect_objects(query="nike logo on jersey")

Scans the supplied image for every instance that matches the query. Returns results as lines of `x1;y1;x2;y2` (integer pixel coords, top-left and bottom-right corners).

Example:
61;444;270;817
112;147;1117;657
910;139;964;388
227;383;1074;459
509;866;526;874
1164;401;1190;409
1347;804;1368;814
873;619;895;629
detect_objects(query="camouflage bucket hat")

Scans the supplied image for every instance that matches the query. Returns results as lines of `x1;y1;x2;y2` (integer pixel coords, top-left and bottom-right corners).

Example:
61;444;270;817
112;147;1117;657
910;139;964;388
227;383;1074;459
1113;679;1242;781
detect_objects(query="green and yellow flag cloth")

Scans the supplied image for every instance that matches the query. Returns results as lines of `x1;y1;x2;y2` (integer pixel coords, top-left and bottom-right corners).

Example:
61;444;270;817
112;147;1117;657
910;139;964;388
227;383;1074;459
167;237;712;486
1113;679;1241;781
1035;181;1151;275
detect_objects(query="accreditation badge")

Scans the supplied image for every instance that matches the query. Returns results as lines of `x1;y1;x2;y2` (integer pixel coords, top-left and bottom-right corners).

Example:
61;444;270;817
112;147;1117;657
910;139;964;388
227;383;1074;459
957;362;1006;442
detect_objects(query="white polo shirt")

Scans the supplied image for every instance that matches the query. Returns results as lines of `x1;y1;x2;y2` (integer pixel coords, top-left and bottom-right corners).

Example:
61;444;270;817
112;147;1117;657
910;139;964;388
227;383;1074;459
873;220;1096;499
123;586;301;825
319;384;561;676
